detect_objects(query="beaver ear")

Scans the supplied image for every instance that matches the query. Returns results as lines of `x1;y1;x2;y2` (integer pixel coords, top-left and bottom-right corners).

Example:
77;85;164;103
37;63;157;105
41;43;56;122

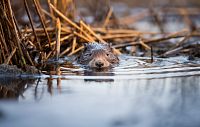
108;43;114;52
83;43;88;51
103;43;111;48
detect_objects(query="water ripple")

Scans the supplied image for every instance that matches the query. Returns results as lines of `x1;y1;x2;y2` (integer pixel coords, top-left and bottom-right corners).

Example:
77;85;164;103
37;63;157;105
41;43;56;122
58;55;200;80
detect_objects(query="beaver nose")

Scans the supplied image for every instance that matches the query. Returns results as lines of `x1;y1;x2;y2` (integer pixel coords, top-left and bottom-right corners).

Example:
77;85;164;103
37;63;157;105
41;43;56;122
95;61;104;68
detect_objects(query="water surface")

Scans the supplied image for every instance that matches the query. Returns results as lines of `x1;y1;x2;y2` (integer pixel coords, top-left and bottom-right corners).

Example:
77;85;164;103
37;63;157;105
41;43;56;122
0;56;200;127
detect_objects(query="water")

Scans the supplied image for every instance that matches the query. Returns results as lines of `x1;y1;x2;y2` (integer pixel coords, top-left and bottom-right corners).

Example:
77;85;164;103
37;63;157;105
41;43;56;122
0;56;200;127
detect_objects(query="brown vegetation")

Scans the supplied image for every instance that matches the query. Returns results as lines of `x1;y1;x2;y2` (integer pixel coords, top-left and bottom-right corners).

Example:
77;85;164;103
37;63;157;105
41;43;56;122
0;0;200;71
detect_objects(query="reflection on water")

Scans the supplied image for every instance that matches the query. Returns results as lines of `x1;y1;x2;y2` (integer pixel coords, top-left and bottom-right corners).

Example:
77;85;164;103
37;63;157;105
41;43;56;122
0;77;36;100
83;70;115;82
0;75;200;127
111;77;200;127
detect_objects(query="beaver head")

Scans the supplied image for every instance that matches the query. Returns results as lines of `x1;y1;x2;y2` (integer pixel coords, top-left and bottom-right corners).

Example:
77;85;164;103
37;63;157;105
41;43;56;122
78;43;119;69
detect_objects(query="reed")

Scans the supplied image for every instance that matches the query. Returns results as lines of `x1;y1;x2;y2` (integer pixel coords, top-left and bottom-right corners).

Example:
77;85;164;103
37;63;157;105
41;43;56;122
0;0;199;70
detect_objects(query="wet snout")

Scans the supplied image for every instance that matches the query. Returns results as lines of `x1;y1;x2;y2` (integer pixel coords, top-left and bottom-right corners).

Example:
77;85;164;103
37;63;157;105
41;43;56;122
95;60;104;68
89;58;110;68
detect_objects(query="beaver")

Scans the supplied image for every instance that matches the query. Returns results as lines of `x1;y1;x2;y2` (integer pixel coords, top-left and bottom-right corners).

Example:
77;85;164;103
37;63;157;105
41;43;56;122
78;42;119;69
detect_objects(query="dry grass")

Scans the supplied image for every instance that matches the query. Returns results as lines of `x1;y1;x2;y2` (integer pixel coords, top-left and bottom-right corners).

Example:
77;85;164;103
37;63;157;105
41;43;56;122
0;0;200;70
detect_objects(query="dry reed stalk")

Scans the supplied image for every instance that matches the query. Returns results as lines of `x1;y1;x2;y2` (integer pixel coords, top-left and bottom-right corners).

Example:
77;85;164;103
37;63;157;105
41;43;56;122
36;0;47;22
7;0;26;65
53;0;57;8
172;8;196;48
149;8;165;33
61;27;72;33
33;0;52;49
13;14;22;38
56;69;61;91
24;0;41;50
24;48;35;66
21;28;54;33
55;18;61;60
117;11;148;25
101;33;141;40
45;34;73;47
103;7;113;27
161;47;183;57
68;46;84;56
60;47;71;57
47;0;54;17
111;30;200;50
50;3;94;42
139;39;151;50
112;42;139;48
4;47;16;64
21;27;72;34
73;31;92;42
144;31;200;44
42;8;57;21
179;8;195;31
50;3;79;29
162;7;200;15
0;29;9;56
80;22;83;35
174;34;190;48
0;40;6;63
58;0;75;18
80;20;106;43
93;28;158;35
72;37;76;52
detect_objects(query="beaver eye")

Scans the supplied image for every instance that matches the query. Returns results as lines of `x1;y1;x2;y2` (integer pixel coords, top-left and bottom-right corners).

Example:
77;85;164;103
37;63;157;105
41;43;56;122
84;53;92;57
106;53;110;57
